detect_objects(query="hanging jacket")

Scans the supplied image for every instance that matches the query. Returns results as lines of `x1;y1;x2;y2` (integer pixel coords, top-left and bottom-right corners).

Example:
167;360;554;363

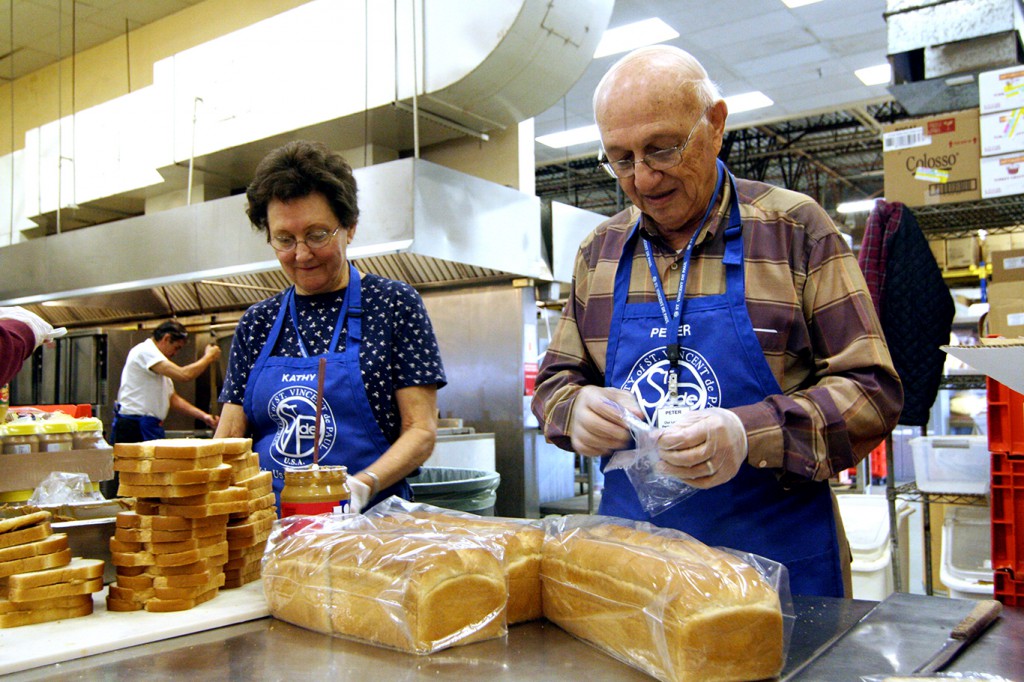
858;200;953;426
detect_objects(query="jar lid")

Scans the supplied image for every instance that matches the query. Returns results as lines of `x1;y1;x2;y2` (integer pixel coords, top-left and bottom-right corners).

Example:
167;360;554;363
40;421;74;434
5;421;39;436
284;465;348;482
75;417;103;431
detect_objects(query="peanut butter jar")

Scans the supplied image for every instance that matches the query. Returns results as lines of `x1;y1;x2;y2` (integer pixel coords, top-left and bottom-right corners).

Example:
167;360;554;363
280;465;350;518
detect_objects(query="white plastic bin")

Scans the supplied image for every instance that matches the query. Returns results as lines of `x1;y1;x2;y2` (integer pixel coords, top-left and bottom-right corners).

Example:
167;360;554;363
836;493;912;601
909;436;990;494
940;505;994;600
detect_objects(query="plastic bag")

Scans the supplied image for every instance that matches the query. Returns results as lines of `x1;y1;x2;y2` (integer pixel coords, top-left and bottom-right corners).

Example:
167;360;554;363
541;514;793;682
861;674;1014;681
262;511;508;654
603;400;698;516
27;471;105;506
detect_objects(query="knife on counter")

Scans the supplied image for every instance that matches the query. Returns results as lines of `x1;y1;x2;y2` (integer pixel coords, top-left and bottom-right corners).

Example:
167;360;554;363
912;599;1003;674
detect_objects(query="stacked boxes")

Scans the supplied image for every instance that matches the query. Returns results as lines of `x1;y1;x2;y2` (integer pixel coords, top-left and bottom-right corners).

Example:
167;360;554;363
980;66;1024;198
986;248;1024;337
986;377;1024;606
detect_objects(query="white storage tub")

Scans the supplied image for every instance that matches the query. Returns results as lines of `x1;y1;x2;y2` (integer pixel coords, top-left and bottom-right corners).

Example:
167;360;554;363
836;493;912;601
940;505;994;600
909;435;990;495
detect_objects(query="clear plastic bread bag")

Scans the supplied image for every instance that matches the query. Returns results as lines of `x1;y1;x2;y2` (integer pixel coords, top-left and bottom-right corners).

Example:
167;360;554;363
603;400;699;516
364;495;545;624
262;512;508;654
541;514;794;682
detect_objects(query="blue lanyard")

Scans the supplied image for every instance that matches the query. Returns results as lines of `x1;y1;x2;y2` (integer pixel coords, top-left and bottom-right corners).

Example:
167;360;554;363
642;160;725;365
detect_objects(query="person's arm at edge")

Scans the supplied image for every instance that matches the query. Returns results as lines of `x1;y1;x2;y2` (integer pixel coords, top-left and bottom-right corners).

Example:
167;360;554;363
214;403;248;438
0;319;36;386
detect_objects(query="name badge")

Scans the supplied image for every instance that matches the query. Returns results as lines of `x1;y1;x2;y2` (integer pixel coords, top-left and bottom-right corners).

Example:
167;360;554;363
656;397;691;428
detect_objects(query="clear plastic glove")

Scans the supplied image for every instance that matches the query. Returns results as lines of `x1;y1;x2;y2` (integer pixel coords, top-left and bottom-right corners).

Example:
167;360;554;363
655;407;748;489
0;306;63;348
346;475;371;514
569;386;644;456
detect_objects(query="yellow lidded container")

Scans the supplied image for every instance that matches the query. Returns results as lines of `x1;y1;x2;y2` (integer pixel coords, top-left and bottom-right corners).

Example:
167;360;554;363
73;417;107;450
38;420;74;452
2;421;40;454
280;465;350;518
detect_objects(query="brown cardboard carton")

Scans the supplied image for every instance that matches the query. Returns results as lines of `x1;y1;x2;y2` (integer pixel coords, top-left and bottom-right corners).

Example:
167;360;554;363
0;448;113;494
928;239;947;269
945;236;979;269
883;109;981;207
990;248;1024;282
987;280;1024;337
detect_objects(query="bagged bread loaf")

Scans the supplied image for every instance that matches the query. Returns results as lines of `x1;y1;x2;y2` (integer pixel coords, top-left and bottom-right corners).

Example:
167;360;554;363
365;497;544;623
262;514;508;654
541;515;787;682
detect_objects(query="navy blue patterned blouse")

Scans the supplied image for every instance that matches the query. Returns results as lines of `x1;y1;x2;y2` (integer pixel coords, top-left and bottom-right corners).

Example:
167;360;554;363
220;273;447;443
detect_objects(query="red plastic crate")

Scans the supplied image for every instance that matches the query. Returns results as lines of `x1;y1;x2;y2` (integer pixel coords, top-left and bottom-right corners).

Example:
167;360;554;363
995;569;1024;608
988;378;1024;455
992;450;1024;578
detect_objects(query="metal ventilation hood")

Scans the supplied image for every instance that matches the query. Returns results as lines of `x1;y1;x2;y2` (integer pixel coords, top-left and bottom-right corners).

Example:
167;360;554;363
0;158;551;328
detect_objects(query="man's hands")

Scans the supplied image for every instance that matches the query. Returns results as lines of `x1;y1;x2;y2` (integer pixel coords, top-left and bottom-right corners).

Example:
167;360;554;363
569;386;643;457
203;344;222;362
655;407;747;488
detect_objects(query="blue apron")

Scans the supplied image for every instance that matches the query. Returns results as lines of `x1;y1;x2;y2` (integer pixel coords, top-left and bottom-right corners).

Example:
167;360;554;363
599;160;844;597
110;405;165;444
242;265;411;509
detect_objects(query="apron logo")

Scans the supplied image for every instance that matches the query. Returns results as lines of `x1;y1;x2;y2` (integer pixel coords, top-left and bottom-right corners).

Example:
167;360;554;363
620;346;721;423
267;385;337;468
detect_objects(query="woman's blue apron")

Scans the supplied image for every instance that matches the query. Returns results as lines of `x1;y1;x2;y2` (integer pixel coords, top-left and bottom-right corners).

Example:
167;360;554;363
242;265;411;510
599;161;844;597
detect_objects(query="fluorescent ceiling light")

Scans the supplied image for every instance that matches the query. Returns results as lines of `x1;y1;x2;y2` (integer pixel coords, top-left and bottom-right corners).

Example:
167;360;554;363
781;0;824;7
536;124;601;149
837;199;880;214
855;63;892;86
593;18;680;59
725;91;773;114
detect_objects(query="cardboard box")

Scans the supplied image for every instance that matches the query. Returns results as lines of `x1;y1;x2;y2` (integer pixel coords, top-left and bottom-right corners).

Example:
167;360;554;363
986;281;1024;337
981;108;1024;156
883;109;981;206
983;233;1015;262
991;248;1024;282
944;338;1024;392
981;150;1024;198
979;65;1024;115
0;448;113;494
945;235;980;269
928;239;947;269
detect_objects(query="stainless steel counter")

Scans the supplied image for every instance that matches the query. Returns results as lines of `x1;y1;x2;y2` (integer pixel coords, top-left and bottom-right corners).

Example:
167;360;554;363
7;595;1021;681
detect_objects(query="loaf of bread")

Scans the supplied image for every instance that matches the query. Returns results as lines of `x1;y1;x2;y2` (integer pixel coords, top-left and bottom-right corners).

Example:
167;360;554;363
262;515;507;653
541;516;784;682
365;499;543;624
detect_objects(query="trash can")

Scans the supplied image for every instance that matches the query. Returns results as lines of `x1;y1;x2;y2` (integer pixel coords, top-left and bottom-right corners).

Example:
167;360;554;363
408;467;500;516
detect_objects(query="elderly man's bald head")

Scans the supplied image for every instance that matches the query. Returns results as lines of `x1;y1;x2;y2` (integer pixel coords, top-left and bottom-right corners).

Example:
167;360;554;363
593;46;721;117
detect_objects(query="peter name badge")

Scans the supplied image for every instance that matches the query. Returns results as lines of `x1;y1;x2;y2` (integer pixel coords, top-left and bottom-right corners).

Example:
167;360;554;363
657;396;690;428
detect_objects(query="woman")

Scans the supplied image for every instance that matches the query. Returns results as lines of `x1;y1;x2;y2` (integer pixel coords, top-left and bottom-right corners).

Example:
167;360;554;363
215;140;446;513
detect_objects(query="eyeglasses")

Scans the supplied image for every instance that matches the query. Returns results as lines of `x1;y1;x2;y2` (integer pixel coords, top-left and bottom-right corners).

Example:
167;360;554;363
599;108;709;179
269;226;343;253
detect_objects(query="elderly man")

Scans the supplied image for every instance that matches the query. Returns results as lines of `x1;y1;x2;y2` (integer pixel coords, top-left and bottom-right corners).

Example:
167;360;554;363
531;45;902;597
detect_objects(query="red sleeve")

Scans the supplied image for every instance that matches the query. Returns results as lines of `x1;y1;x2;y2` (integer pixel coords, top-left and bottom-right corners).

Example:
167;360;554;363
0;319;36;386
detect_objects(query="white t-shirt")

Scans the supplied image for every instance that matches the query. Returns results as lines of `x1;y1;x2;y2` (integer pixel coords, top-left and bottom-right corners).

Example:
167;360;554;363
116;337;174;419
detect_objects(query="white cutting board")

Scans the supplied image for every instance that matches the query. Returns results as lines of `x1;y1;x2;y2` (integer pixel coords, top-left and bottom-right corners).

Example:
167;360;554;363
0;580;270;675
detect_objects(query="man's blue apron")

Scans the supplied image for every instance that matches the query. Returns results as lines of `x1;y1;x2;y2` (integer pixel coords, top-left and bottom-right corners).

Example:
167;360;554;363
110;405;165;444
242;265;410;510
599;160;844;597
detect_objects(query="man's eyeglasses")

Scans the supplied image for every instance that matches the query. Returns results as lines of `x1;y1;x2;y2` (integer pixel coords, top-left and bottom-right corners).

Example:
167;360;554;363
269;226;343;253
599;108;709;179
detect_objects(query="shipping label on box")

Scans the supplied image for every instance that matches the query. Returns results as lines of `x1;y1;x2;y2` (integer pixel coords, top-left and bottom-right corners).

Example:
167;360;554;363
980;65;1024;114
981;151;1024;198
981;108;1024;156
991;248;1024;281
883;110;981;206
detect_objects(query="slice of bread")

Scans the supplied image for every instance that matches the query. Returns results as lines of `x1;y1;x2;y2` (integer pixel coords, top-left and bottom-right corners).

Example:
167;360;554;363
6;577;103;602
0;533;68;563
0;523;51;550
114;454;223;473
144;585;219;612
0;511;51;534
0;599;93;628
119;463;233;486
0;547;71;578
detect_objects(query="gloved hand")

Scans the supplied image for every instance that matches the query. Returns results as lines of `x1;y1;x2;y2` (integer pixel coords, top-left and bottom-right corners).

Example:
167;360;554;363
346;475;371;514
655;407;748;489
0;306;60;348
569;386;644;457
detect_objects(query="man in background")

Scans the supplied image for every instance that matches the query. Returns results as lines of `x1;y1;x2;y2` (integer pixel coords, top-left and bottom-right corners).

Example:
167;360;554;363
111;320;221;443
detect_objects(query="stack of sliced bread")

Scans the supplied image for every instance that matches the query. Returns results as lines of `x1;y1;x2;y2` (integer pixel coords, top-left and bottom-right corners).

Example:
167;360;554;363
0;511;105;627
219;438;274;588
